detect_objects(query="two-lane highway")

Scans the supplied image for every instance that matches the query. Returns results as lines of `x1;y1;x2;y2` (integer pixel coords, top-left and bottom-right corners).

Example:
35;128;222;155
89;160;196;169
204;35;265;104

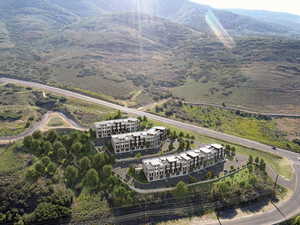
1;77;300;225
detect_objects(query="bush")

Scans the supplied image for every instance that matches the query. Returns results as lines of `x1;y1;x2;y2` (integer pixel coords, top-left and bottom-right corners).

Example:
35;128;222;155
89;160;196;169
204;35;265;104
26;202;71;223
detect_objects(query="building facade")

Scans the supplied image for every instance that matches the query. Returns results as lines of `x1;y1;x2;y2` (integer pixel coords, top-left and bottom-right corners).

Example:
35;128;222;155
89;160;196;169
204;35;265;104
94;118;139;138
111;127;167;154
142;144;225;182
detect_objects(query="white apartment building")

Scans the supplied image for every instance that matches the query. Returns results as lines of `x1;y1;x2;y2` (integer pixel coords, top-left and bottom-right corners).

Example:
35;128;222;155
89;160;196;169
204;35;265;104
94;118;139;138
142;144;225;182
111;127;167;154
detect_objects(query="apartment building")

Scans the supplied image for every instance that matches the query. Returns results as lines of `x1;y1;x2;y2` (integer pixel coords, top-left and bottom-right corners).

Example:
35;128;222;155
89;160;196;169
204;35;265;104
94;118;139;138
111;127;167;154
142;144;225;182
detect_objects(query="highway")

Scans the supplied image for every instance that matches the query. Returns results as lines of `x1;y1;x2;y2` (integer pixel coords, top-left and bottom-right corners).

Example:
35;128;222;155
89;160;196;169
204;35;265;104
1;77;300;225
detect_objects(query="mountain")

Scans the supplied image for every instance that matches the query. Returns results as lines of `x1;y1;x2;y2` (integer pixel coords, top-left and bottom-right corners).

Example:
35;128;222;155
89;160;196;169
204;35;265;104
229;9;300;35
0;0;300;112
50;0;297;36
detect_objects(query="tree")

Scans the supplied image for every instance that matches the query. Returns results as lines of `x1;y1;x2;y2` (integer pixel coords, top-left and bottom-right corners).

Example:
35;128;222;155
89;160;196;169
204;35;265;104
57;147;67;161
25;168;39;183
260;159;266;172
103;165;112;178
23;136;33;149
79;157;91;174
46;162;56;176
248;155;253;164
231;146;236;157
41;156;51;167
42;141;53;155
32;131;42;139
179;131;184;137
31;202;71;222
71;142;82;155
112;185;129;205
61;135;71;147
255;156;260;164
84;169;99;189
174;181;188;198
292;216;300;225
93;152;107;172
185;140;191;150
47;130;58;142
114;110;122;119
53;141;64;150
65;165;78;187
168;142;174;152
34;162;45;175
135;152;142;159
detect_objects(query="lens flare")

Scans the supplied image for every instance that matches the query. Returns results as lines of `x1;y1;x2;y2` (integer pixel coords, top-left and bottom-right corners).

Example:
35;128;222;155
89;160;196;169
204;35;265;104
205;10;236;48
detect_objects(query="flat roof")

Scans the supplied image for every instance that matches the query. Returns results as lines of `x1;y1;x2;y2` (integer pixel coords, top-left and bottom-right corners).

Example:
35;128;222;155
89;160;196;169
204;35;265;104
211;144;223;149
94;118;138;126
187;151;199;158
200;146;212;154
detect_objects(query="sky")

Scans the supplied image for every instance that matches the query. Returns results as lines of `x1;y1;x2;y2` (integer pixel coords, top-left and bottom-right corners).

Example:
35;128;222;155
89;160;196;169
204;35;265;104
190;0;300;16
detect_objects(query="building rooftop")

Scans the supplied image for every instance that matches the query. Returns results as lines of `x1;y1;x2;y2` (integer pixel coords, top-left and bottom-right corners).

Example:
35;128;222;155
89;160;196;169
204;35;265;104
94;118;139;127
143;144;223;169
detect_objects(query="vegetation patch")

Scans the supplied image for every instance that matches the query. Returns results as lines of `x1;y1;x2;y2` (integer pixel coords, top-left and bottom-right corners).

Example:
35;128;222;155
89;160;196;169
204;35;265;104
152;100;300;153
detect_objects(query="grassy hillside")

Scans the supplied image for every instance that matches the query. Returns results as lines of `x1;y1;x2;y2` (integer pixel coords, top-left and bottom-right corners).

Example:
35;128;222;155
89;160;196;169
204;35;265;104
0;0;300;112
151;100;300;153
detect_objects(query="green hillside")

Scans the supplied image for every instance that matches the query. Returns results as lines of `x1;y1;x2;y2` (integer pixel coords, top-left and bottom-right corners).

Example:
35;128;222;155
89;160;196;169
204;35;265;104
0;0;300;112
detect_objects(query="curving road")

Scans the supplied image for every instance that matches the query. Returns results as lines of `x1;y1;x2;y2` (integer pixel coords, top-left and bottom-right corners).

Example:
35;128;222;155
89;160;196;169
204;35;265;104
1;77;300;225
0;111;85;145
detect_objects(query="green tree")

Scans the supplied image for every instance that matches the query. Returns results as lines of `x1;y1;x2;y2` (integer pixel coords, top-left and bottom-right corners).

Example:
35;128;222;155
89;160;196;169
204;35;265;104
65;165;78;187
93;152;107;171
71;142;82;155
47;130;58;142
25;168;39;183
292;216;300;225
260;159;266;172
248;155;253;164
46;162;56;176
57;147;67;160
42;141;53;155
168;142;174;152
103;165;112;178
41;156;51;167
32;130;42;139
31;202;71;222
23;136;33;149
135;152;142;159
174;181;188;198
53;141;64;150
34;162;45;175
79;157;91;174
255;156;260;164
84;169;99;189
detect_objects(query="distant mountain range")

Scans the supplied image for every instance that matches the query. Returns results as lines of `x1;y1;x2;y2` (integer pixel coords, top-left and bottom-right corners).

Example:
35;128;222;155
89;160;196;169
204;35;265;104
0;0;300;112
229;8;300;35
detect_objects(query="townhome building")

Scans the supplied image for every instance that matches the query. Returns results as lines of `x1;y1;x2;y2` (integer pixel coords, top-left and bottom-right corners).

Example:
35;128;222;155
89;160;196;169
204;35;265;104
111;126;167;154
94;118;139;138
142;144;225;182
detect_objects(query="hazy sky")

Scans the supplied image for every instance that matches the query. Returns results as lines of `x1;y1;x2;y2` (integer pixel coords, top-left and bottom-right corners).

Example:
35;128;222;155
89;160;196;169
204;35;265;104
191;0;300;16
